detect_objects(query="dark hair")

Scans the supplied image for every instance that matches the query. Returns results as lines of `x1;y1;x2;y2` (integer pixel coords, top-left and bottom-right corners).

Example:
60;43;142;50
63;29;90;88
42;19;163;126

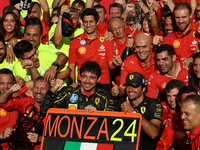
109;3;123;15
3;5;20;17
0;33;5;46
81;8;99;23
52;7;61;16
80;61;101;78
72;0;85;9
0;11;23;40
192;52;200;91
94;5;107;15
0;68;14;80
25;17;43;35
34;76;50;89
165;79;185;93
173;2;192;15
70;6;80;18
177;86;197;103
156;44;175;57
28;2;41;14
184;94;200;112
13;40;33;58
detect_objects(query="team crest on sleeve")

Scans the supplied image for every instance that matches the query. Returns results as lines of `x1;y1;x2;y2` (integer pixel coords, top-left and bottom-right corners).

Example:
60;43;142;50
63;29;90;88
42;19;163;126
99;37;104;42
80;40;86;45
78;47;86;54
68;104;78;109
140;106;146;114
95;98;100;105
173;40;180;48
69;94;78;103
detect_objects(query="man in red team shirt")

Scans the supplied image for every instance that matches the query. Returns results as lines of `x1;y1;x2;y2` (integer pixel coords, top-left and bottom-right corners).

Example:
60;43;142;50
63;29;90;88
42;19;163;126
156;86;197;150
68;8;122;92
118;33;155;96
0;76;50;150
160;2;199;66
147;44;189;99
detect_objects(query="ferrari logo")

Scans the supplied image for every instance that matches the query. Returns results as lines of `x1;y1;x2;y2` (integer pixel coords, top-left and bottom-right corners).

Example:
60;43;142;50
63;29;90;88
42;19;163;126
141;107;146;114
129;75;134;80
95;98;100;105
100;37;104;42
193;32;196;37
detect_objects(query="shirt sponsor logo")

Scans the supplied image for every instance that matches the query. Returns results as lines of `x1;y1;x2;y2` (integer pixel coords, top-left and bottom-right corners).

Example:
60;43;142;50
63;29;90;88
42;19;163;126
80;40;86;45
68;104;78;109
78;47;86;54
98;45;106;51
140;106;146;114
99;53;105;56
0;108;6;117
69;94;78;103
191;39;197;46
175;130;185;139
173;40;180;48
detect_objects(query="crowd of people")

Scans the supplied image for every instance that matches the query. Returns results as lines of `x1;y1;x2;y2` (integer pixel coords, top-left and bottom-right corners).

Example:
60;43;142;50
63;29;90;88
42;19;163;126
0;0;200;149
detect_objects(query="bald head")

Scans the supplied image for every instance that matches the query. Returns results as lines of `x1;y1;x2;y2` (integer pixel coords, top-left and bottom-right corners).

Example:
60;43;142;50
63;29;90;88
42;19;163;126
108;17;126;40
134;33;152;61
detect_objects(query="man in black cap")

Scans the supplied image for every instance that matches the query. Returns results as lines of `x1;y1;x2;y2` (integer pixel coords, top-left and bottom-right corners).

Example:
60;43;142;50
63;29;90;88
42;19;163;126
115;72;163;150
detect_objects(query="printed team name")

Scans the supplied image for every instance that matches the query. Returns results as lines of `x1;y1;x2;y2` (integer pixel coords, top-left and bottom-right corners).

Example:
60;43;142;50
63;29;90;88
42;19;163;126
44;114;140;143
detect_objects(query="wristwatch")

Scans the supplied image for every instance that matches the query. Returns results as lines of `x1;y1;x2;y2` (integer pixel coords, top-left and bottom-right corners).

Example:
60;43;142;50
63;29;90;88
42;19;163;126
52;62;59;70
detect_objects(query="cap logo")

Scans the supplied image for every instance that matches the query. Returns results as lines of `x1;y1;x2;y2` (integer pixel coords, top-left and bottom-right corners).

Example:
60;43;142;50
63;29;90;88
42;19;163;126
129;75;134;80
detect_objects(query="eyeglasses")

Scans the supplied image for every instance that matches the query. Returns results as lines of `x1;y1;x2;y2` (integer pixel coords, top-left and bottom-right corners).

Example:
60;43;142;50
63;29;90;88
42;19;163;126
49;22;58;27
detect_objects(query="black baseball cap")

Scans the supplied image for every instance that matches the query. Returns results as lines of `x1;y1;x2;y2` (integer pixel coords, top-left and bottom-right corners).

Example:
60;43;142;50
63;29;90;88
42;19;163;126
123;72;145;87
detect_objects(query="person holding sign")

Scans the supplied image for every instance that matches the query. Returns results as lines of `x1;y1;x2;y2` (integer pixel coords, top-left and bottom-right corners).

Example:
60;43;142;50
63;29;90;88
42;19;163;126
114;72;163;150
40;61;115;114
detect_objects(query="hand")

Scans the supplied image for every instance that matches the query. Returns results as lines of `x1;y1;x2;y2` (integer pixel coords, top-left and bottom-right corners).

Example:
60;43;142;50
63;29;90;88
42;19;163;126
126;37;134;48
111;81;119;97
14;3;22;11
51;79;64;92
15;76;25;88
84;105;97;114
6;45;15;64
26;90;33;98
22;59;34;69
121;97;135;112
50;78;56;87
70;82;80;88
44;65;57;82
60;5;70;17
182;57;193;69
104;32;114;41
113;55;122;66
9;84;21;94
153;35;163;46
2;127;13;139
27;132;38;143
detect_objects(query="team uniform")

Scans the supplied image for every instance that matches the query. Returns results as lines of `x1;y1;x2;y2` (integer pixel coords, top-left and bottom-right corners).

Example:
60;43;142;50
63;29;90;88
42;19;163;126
13;50;65;82
120;52;155;85
68;31;113;85
0;85;28;150
115;96;163;150
0;58;19;71
40;85;114;115
147;60;189;99
161;101;176;125
189;124;200;150
38;43;58;54
156;112;192;150
161;22;198;59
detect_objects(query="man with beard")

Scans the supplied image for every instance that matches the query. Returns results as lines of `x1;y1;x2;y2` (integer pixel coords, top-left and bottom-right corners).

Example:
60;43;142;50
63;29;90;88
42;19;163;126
147;44;189;99
40;61;114;115
164;13;177;36
0;76;50;150
160;2;199;66
114;72;163;150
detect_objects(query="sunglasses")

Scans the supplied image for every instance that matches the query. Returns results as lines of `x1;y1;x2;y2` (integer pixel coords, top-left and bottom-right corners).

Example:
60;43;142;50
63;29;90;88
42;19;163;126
49;22;58;27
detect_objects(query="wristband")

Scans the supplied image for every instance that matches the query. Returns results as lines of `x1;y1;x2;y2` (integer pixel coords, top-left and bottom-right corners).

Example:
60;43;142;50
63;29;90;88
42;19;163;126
150;12;155;16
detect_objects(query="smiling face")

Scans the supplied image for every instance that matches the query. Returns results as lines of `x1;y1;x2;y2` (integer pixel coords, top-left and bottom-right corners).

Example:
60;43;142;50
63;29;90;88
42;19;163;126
3;14;16;34
193;58;200;78
83;15;97;35
33;80;49;103
174;8;192;33
24;25;42;49
181;100;200;132
80;71;100;92
0;74;14;94
167;88;179;109
142;18;150;33
165;16;174;35
126;85;145;101
156;51;175;74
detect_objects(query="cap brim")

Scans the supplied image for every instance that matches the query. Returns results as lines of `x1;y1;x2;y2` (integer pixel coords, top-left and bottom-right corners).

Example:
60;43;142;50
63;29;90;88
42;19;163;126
123;83;140;87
